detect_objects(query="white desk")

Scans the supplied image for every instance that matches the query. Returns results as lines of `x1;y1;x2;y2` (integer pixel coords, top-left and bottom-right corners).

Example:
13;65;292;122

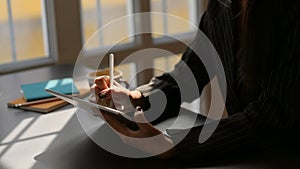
1;65;300;169
0;65;177;169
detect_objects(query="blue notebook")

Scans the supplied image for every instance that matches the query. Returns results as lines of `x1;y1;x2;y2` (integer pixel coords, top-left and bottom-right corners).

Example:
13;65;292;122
21;78;79;101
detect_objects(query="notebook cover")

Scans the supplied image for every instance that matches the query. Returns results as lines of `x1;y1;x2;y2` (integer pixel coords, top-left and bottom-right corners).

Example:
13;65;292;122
7;88;90;113
21;78;79;101
7;97;68;113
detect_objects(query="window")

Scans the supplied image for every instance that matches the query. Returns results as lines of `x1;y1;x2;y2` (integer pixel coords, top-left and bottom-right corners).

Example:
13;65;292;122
151;0;198;37
80;0;133;49
153;53;181;76
0;0;207;81
0;0;56;73
80;0;204;49
80;0;207;84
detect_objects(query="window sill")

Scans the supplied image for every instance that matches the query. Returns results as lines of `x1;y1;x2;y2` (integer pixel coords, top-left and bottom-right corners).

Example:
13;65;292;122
0;58;57;75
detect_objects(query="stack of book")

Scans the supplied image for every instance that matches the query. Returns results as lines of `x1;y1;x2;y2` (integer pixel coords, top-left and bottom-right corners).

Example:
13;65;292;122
7;78;89;113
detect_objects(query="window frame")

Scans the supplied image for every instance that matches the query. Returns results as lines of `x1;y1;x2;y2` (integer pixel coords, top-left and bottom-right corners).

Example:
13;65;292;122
0;0;58;74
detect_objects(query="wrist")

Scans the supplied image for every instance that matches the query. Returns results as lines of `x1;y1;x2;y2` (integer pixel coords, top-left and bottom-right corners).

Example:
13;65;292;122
129;91;150;110
129;91;142;100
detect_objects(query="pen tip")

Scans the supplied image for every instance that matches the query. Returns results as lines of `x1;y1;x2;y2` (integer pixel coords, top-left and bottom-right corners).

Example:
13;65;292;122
14;104;22;108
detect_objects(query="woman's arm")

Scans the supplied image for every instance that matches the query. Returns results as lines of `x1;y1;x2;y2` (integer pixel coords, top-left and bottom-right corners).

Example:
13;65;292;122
167;6;300;161
169;52;300;162
134;12;211;124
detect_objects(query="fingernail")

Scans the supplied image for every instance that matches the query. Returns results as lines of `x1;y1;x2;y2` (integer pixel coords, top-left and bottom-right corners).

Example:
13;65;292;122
98;92;106;98
136;106;142;111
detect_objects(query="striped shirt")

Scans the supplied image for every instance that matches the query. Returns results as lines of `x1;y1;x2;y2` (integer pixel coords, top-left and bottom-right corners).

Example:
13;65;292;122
137;0;300;161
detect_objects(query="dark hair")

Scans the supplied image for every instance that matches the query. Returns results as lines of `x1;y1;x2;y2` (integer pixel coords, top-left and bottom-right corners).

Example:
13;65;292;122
238;0;285;86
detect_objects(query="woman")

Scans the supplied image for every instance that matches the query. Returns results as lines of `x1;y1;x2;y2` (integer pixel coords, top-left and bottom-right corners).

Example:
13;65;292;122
91;0;300;160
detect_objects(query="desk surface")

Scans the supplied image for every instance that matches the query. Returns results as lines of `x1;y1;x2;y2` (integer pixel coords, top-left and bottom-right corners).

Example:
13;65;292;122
0;65;300;169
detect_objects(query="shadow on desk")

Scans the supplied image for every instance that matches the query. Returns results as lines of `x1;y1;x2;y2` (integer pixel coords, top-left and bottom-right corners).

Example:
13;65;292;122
33;124;170;169
34;135;300;169
32;112;300;169
32;107;207;169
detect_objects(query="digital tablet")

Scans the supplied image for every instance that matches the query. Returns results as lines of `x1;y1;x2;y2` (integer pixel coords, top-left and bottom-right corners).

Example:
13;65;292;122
45;89;139;130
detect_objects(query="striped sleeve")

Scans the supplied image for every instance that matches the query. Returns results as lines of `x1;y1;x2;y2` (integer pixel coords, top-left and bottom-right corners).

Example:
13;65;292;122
170;93;283;162
169;15;300;161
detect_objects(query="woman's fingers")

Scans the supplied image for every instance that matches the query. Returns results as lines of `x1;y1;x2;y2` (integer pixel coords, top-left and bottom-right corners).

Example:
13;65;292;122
94;76;110;90
94;76;122;89
91;84;105;103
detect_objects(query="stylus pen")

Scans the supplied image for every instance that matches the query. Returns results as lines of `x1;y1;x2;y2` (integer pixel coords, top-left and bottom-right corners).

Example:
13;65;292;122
109;53;114;88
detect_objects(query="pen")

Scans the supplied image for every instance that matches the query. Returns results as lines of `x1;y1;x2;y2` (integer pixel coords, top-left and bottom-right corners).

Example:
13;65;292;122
109;53;114;88
11;97;62;108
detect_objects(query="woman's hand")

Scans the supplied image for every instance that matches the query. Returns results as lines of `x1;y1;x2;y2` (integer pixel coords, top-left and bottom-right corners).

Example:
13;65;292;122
90;76;143;112
96;107;176;159
91;76;175;158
